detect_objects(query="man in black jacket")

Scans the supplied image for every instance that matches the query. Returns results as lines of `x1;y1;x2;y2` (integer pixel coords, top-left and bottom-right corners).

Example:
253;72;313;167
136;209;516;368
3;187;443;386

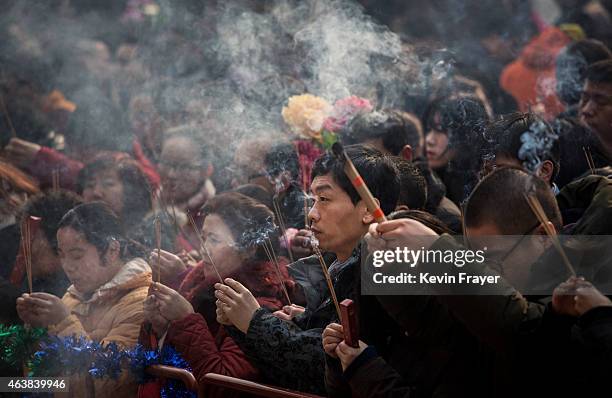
215;145;400;394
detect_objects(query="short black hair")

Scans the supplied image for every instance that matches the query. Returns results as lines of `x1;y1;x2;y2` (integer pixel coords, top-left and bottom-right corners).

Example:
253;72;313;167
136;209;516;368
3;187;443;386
484;112;560;184
343;110;423;155
465;167;562;234
264;142;300;182
59;202;141;260
556;39;612;105
585;60;612;85
391;157;427;210
20;190;83;254
311;144;400;215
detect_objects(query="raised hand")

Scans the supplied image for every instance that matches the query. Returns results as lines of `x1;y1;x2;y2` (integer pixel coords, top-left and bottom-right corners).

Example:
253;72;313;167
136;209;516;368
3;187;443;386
149;282;194;322
365;219;438;253
322;323;344;359
16;292;69;327
272;304;306;321
149;249;188;282
214;278;260;333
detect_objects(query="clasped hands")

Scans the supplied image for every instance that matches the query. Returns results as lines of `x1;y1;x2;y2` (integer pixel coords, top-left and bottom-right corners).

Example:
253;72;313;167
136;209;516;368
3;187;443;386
16;292;69;328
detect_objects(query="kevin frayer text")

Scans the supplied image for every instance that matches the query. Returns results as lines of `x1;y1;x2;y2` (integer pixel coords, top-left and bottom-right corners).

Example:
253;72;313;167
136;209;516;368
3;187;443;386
372;272;501;286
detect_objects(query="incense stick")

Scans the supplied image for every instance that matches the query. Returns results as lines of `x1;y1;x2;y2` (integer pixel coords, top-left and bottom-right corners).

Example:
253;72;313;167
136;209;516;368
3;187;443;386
154;216;162;283
187;212;223;283
20;220;32;294
262;238;292;305
331;143;387;223
524;194;576;276
582;146;595;174
312;243;341;319
52;169;60;192
272;197;294;264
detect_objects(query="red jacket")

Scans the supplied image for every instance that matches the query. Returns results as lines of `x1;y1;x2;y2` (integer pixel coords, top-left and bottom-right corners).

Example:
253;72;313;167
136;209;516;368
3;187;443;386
139;258;296;398
500;26;571;120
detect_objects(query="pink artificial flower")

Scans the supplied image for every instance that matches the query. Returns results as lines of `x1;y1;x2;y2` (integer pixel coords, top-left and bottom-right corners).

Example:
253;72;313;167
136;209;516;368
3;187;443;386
323;96;374;132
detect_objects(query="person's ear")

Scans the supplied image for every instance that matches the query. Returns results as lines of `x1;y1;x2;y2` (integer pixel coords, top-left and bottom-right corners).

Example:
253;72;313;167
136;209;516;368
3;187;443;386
361;198;381;224
104;239;121;266
537;160;554;184
400;145;413;162
395;204;409;212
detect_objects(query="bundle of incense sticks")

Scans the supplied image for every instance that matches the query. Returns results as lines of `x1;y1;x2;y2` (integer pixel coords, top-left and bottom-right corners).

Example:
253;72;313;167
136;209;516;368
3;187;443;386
262;237;292;305
524;194;576;276
187;212;223;283
583;146;596;174
311;241;341;320
154;216;162;283
20;218;33;294
331;143;387;223
272;196;294;263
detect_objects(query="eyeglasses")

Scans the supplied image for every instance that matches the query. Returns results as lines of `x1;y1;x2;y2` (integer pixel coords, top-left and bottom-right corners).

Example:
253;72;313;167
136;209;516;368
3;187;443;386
482;222;541;277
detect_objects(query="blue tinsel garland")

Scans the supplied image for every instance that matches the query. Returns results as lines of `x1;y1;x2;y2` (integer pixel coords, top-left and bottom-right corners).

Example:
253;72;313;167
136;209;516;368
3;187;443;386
29;335;196;398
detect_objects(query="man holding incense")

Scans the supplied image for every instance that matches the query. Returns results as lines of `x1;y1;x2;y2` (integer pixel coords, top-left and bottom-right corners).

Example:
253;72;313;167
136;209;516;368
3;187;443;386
214;145;400;394
365;167;612;397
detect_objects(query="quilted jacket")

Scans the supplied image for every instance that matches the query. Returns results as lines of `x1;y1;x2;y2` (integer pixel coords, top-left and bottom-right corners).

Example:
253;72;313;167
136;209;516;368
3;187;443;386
50;257;152;398
139;258;296;398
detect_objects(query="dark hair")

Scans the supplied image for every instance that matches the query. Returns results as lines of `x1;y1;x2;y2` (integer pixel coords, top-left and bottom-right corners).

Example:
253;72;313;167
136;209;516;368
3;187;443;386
412;160;445;212
343;110;423;156
585;60;612;85
76;153;152;226
389;209;453;235
556;39;612;105
19;190;83;254
465;167;562;234
423;96;490;149
200;192;278;262
58;202;140;260
484;112;560;184
264;143;300;182
232;184;274;210
391;157;427;210
311;145;400;215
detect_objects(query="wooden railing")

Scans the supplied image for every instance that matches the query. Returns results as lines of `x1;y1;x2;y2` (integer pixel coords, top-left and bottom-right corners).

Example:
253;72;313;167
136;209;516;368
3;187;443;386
144;366;326;398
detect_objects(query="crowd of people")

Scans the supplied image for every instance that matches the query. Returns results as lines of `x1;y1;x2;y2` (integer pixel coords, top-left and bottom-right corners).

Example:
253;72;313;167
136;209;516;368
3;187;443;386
1;0;612;397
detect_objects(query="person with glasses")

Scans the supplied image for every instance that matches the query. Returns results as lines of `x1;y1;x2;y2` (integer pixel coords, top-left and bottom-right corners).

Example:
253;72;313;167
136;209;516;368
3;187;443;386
365;166;612;397
157;125;215;254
